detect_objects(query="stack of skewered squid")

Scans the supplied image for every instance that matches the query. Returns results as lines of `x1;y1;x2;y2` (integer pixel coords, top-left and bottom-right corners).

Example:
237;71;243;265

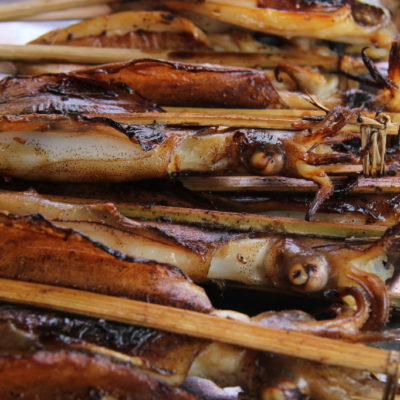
1;1;400;399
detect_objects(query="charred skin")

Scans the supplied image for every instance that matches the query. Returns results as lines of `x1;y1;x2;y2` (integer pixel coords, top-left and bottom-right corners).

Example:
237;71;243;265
0;74;161;115
0;212;212;313
0;305;208;386
163;0;396;47
74;59;285;109
0;190;394;335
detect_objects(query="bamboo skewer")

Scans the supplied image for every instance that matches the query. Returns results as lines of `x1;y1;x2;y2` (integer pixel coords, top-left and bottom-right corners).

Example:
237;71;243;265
89;111;399;135
113;202;387;238
180;176;400;194
0;43;352;71
21;5;114;21
0;44;169;65
0;0;121;21
39;192;386;238
0;278;395;376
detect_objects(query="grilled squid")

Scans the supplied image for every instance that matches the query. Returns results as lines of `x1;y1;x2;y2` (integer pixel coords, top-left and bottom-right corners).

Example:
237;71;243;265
0;108;356;218
3;58;345;111
0;211;212;313
0;189;395;336
1;59;285;110
31;11;212;51
0;73;161;115
17;10;360;76
163;0;396;47
0;306;391;400
73;58;285;109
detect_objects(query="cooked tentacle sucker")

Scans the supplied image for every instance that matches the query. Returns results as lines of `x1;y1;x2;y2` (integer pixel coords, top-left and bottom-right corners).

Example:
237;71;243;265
0;190;394;334
163;0;396;47
0;109;355;217
0;211;212;313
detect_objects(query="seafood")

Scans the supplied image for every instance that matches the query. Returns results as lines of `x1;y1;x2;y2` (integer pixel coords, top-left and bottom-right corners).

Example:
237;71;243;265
0;189;395;335
73;58;285;109
0;304;207;386
0;305;390;400
0;73;161;115
1;59;286;109
0;211;212;313
163;0;396;47
22;9;365;74
0;108;356;218
31;11;212;51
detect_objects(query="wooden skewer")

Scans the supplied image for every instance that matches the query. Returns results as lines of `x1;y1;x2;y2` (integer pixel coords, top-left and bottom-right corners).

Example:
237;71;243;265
180;176;400;194
0;43;372;74
114;202;386;238
0;43;355;71
89;111;399;135
0;0;121;21
0;44;169;65
0;278;395;375
21;5;114;21
40;192;385;238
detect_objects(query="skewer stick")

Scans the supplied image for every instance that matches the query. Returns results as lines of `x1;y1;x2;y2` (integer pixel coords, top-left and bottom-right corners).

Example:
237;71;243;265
40;192;385;238
180;176;400;194
0;44;363;72
90;111;399;135
0;278;395;375
114;202;386;238
0;0;121;21
21;5;114;21
0;44;169;65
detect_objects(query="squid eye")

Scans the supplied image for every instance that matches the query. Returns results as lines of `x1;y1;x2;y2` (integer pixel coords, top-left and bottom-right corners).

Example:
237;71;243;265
249;151;285;176
289;263;308;286
287;258;329;293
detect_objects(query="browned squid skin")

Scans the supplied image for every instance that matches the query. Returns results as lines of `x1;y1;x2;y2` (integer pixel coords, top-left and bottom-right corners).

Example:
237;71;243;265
0;350;200;400
73;59;286;108
0;212;212;313
0;74;161;115
0;304;208;387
